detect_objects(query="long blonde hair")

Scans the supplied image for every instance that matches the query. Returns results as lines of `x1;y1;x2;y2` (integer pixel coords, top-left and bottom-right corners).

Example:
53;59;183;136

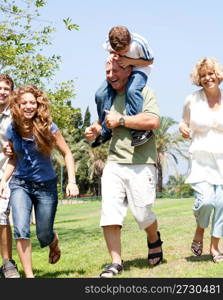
9;85;55;156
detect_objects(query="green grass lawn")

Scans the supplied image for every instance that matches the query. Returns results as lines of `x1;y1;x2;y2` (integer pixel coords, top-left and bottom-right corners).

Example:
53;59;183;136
12;198;223;278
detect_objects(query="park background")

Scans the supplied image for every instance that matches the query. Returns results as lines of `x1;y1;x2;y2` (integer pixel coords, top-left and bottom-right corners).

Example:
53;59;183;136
1;0;223;279
1;0;223;196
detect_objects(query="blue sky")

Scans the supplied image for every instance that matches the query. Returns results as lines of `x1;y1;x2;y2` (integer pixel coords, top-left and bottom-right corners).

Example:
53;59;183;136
40;0;223;125
39;0;223;177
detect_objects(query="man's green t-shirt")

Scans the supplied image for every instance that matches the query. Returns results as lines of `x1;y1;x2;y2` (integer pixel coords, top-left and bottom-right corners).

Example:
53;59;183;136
108;86;160;164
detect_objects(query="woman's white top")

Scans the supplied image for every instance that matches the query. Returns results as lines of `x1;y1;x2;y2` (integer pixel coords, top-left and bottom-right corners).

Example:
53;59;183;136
182;88;223;184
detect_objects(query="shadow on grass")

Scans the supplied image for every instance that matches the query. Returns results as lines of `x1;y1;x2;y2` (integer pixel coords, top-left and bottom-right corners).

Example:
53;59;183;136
185;254;211;262
101;257;167;272
30;226;102;248
18;268;87;278
54;218;80;225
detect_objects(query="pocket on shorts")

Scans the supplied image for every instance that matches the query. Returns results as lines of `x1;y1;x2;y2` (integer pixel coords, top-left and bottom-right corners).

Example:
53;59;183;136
131;165;156;207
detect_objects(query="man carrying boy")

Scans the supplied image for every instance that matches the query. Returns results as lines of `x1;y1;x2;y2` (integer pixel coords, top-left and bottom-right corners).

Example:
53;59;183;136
93;25;154;147
85;59;163;278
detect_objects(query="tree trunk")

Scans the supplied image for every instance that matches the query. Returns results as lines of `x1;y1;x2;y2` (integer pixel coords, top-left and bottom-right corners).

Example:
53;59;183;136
157;164;163;195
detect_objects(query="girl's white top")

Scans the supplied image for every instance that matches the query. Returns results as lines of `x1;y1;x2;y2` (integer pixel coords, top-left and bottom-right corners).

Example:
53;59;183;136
182;88;223;184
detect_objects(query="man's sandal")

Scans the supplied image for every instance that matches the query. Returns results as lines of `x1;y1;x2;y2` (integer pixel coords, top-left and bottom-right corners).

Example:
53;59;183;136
100;262;123;278
147;231;163;266
212;253;223;263
49;232;61;264
191;240;203;256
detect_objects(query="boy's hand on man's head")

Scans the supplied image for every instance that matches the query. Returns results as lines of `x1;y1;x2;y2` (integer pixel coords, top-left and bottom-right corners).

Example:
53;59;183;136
108;53;119;63
116;56;130;68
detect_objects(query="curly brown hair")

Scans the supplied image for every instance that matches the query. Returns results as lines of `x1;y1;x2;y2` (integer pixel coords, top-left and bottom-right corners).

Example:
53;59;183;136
9;85;55;156
0;74;14;90
109;26;131;52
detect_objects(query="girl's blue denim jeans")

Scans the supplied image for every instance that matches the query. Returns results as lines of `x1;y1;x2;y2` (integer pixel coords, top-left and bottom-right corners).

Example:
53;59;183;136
9;176;58;247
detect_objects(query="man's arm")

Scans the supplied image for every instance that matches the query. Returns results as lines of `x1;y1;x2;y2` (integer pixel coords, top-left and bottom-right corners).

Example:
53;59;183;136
123;113;159;130
179;96;191;139
105;110;159;131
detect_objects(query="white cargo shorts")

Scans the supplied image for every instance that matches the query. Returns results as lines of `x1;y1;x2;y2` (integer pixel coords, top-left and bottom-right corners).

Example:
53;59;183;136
100;162;157;230
0;184;10;225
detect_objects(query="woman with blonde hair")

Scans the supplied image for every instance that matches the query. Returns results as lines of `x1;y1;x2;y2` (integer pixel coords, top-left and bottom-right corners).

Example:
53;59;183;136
0;85;79;277
179;57;223;263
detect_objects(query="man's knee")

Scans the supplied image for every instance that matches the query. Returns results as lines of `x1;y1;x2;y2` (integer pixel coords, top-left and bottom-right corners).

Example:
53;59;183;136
102;225;121;230
137;210;156;230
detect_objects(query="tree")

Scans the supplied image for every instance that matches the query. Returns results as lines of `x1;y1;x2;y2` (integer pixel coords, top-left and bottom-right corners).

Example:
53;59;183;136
0;0;81;198
83;106;91;129
154;116;189;195
87;145;107;196
71;139;108;196
164;174;193;198
0;0;78;87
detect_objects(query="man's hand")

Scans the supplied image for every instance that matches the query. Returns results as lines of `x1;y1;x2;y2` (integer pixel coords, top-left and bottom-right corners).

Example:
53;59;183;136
179;123;191;139
105;110;120;129
84;123;102;141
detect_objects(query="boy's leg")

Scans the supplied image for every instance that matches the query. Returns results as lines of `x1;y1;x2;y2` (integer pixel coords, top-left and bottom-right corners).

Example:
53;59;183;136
125;72;153;147
93;81;115;147
125;71;147;115
95;80;110;125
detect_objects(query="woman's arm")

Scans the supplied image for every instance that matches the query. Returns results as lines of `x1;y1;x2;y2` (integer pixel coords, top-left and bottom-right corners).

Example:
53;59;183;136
179;97;191;139
54;130;79;198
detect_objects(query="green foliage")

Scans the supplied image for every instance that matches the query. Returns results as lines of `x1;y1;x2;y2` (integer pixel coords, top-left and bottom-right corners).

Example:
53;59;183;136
0;0;57;86
71;139;108;196
0;0;78;87
154;116;189;193
63;17;79;31
35;0;46;7
163;175;193;198
48;81;79;135
0;0;88;195
83;106;91;129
